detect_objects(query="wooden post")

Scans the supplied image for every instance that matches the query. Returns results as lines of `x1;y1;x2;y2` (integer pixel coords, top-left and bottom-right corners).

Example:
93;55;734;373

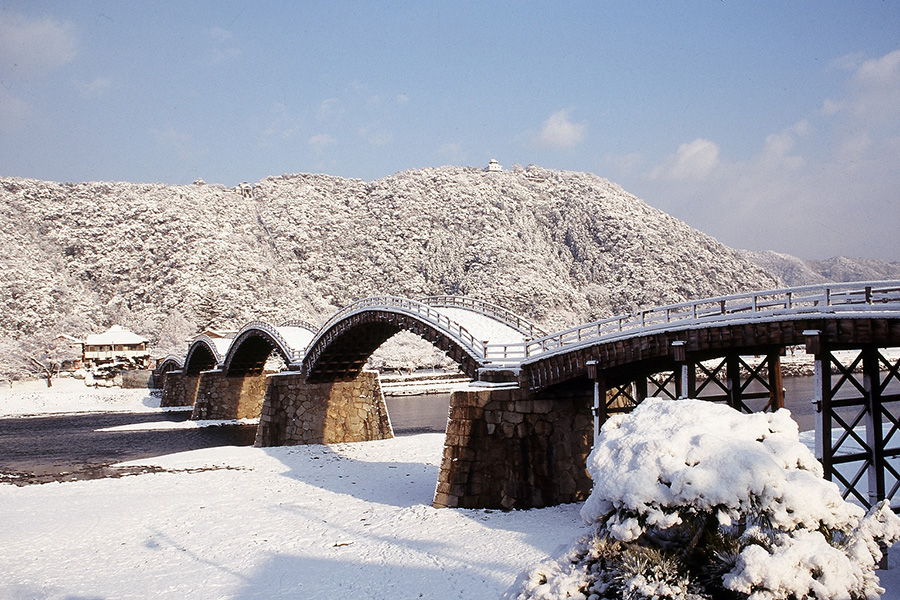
726;354;742;411
671;341;687;399
586;361;605;447
767;352;784;410
863;347;885;509
633;377;648;403
805;330;832;475
686;361;697;399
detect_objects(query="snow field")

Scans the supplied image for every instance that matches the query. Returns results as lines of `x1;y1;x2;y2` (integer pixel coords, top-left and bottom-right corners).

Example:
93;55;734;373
3;382;900;598
0;377;164;417
0;434;585;599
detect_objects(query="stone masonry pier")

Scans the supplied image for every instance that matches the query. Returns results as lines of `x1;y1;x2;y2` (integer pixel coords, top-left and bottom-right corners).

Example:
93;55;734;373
434;382;594;510
255;370;393;446
191;370;268;420
160;371;200;408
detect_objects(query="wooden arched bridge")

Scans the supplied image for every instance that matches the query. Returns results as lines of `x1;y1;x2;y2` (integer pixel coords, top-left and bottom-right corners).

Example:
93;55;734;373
157;282;900;511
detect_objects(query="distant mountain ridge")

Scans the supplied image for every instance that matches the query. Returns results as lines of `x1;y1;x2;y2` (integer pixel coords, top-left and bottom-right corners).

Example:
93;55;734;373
3;164;887;377
738;249;900;287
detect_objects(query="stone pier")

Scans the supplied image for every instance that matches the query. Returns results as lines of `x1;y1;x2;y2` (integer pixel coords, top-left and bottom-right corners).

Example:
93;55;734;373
191;370;268;420
160;371;201;408
434;382;594;510
255;370;393;447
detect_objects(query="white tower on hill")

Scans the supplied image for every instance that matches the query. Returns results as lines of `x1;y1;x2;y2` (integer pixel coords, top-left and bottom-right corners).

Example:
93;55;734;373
485;159;502;172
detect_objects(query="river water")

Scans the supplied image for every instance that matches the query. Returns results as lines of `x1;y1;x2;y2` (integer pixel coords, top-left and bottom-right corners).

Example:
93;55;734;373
2;375;893;484
384;375;900;435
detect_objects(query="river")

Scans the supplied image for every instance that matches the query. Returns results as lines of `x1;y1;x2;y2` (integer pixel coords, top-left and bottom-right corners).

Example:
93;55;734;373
385;375;900;434
2;375;893;484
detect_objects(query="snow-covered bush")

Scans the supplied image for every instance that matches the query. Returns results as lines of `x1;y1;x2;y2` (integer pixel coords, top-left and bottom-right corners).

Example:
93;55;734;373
505;398;900;600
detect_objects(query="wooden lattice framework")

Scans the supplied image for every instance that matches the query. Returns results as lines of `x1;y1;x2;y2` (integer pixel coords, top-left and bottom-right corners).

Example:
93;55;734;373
807;333;900;510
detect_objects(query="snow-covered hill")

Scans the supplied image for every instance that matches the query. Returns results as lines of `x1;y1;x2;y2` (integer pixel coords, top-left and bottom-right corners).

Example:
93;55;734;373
2;166;780;377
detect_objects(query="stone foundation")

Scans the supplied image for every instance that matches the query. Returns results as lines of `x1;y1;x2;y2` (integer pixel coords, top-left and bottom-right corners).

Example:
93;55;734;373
434;384;594;510
160;371;201;408
122;369;154;389
191;370;268;420
256;370;393;447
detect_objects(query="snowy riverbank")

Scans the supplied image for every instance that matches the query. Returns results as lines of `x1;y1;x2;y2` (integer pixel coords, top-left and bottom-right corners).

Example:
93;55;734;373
0;435;585;598
1;381;899;598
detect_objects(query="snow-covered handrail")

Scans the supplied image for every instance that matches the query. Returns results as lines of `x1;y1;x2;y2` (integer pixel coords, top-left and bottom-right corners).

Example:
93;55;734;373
279;319;320;334
309;295;488;358
419;295;547;338
507;281;900;362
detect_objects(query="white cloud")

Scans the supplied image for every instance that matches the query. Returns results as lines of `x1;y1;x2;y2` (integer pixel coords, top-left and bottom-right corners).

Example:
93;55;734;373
0;87;32;135
75;76;111;98
634;49;900;260
308;134;336;151
847;48;900;124
853;48;900;85
820;98;843;116
535;109;586;149
0;12;76;73
203;26;240;64
317;98;342;121
208;26;233;42
649;138;720;181
828;51;866;72
358;126;392;146
757;120;810;171
260;103;303;141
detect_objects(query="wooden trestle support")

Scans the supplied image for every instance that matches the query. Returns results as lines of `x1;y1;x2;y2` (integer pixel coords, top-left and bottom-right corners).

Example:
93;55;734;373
590;349;786;424
805;331;900;511
589;339;900;513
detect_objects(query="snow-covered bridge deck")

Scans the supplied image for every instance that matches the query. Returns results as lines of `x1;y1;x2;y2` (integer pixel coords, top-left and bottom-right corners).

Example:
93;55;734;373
165;282;900;381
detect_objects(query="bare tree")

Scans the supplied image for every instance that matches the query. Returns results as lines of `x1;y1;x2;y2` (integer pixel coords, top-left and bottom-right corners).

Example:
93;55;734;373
28;355;58;387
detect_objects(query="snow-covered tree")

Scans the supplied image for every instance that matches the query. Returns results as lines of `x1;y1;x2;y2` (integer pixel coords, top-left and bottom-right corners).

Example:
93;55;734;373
505;398;900;600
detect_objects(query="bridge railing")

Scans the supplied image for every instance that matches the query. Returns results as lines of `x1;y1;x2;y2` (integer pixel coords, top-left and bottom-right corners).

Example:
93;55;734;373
419;295;548;338
312;296;488;358
279;319;320;334
499;281;900;361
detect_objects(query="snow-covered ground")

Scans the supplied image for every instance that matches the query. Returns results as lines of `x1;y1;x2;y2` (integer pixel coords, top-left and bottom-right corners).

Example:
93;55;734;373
0;377;169;417
1;380;899;599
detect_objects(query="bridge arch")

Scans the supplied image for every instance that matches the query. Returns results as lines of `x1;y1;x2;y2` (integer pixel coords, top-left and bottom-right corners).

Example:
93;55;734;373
301;296;514;382
222;321;315;376
155;355;183;375
183;336;224;375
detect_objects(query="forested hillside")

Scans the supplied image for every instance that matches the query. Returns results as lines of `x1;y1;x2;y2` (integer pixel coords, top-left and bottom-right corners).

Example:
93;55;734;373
2;165;781;378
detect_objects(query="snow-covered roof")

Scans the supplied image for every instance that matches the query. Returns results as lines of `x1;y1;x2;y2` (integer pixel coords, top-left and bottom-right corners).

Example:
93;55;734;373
83;325;149;346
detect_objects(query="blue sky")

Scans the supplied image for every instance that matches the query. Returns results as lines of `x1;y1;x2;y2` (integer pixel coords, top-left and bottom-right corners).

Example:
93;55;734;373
2;1;899;260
